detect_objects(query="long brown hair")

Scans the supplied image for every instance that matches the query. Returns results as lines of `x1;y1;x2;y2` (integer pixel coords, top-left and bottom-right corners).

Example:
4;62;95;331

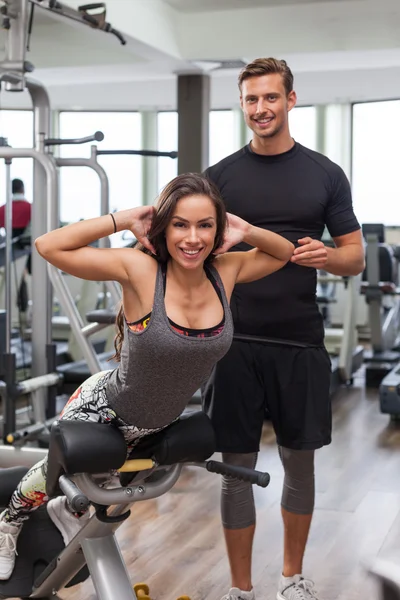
112;172;227;361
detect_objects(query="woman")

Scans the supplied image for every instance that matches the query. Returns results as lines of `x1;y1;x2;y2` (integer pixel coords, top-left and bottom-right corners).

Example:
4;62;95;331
0;173;294;580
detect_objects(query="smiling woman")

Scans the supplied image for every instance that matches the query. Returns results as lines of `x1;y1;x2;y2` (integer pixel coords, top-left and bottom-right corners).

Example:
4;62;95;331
0;171;294;583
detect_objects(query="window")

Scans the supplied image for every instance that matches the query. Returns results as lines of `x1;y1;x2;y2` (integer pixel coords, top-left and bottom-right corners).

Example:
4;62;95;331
157;111;178;192
157;110;236;191
0;110;33;204
59;112;142;245
209;110;235;166
289;106;317;150
352;100;400;226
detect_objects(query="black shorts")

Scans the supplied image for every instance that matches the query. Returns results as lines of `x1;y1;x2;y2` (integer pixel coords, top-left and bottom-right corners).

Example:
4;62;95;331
202;339;332;452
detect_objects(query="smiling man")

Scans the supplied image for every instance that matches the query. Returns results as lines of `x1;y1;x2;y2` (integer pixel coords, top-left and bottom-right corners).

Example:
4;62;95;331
202;58;365;600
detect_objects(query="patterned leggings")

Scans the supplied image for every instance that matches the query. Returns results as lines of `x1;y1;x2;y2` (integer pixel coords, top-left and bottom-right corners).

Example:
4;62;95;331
2;370;166;524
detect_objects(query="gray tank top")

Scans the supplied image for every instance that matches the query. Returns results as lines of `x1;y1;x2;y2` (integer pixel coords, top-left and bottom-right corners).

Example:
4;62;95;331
106;262;233;428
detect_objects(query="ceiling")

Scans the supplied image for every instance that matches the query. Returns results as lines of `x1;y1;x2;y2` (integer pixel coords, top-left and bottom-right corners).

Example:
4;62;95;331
163;0;353;11
0;0;399;111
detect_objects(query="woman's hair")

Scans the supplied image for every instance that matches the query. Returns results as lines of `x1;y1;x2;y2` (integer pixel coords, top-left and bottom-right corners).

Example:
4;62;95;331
112;172;227;361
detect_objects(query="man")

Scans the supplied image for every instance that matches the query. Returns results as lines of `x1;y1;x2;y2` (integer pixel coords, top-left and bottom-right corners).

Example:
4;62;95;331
202;58;365;600
0;178;31;238
0;178;32;311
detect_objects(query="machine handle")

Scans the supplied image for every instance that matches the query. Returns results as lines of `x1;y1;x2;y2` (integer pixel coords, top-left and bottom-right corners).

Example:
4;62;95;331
45;131;104;146
59;475;90;513
206;460;270;488
96;149;178;158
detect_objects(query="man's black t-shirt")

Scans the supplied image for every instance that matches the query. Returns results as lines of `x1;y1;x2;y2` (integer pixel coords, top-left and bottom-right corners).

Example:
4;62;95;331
205;142;360;346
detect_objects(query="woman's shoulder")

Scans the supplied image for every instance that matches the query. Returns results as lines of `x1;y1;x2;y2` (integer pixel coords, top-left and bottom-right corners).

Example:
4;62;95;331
208;256;237;299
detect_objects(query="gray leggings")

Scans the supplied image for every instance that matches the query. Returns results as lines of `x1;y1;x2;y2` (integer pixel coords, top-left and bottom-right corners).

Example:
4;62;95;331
221;448;315;529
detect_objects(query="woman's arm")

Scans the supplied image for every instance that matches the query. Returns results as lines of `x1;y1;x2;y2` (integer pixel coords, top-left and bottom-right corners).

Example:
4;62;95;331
215;213;294;284
35;207;155;284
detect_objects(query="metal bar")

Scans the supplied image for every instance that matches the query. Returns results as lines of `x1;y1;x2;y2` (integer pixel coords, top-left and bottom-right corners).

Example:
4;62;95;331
366;233;384;351
4;159;12;354
74;464;182;505
31;507;128;598
56;149;109;240
0;444;47;468
56;150;121;307
96;149;178;158
28;0;126;44
338;274;359;382
81;321;109;337
27;78;54;409
45;131;104;146
47;266;102;374
17;372;62;394
4;0;28;91
81;536;137;600
0;405;33;426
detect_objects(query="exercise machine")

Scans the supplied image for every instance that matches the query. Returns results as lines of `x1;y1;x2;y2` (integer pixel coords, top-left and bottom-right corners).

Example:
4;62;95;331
0;411;270;600
361;224;400;387
317;273;364;393
0;0;126;455
379;358;400;418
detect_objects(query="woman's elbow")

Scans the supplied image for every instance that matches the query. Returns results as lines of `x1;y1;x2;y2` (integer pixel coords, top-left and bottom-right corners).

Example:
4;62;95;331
282;242;295;262
35;235;52;259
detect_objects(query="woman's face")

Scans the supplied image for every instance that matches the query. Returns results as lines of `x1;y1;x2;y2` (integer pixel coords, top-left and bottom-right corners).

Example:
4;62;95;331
165;194;218;269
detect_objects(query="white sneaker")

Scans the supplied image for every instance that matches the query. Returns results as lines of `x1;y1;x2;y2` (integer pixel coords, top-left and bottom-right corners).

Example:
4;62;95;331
277;575;319;599
0;513;22;580
221;587;255;600
47;496;90;546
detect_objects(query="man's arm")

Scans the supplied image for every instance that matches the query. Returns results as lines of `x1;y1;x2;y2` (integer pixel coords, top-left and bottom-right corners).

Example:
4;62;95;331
290;229;365;276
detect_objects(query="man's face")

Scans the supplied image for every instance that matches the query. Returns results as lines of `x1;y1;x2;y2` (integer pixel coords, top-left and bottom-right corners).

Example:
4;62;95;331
240;73;296;140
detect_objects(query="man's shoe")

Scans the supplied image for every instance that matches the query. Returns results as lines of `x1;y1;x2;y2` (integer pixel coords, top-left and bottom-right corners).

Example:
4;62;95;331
221;587;255;600
277;575;319;599
47;496;90;546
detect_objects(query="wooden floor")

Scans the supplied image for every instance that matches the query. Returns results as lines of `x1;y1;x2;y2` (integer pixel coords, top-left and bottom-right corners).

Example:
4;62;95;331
60;369;400;600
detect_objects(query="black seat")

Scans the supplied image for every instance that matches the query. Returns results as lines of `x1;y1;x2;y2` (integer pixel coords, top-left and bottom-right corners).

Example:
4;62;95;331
46;412;216;498
0;467;29;507
128;411;216;465
46;421;127;498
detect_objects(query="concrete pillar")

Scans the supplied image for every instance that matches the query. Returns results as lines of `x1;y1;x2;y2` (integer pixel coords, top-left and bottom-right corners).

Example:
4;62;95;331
177;74;210;174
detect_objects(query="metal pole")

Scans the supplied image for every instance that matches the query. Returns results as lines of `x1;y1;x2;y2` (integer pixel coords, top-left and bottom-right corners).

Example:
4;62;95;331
56;151;120;307
81;536;137;600
4;158;13;353
56;148;109;247
26;79;54;389
4;0;28;92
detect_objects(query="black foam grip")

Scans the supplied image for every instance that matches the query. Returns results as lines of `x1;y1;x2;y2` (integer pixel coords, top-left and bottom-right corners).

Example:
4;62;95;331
206;460;270;488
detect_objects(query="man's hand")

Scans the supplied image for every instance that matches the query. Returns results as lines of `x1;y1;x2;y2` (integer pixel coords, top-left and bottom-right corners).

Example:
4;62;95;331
290;237;328;268
214;213;251;255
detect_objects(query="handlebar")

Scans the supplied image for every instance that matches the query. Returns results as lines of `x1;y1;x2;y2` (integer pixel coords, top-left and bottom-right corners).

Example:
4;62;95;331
96;149;178;159
205;460;270;488
45;131;104;146
59;475;90;513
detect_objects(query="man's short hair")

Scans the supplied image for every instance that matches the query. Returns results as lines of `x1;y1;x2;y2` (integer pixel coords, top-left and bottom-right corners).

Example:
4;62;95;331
238;58;294;96
12;178;24;194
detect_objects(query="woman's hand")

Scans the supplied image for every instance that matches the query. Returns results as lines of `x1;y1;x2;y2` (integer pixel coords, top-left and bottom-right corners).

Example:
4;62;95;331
129;206;156;254
214;212;251;255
